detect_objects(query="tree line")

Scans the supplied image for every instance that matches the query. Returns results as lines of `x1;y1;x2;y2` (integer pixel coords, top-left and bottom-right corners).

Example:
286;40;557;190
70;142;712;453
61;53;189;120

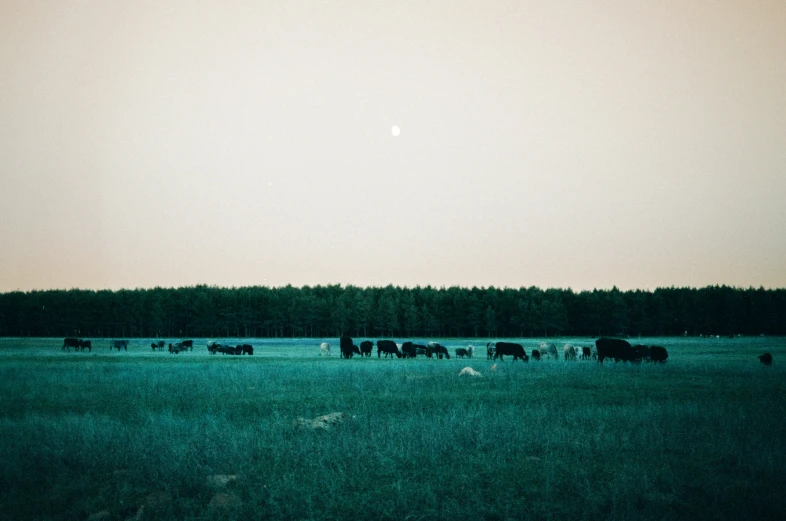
0;284;783;339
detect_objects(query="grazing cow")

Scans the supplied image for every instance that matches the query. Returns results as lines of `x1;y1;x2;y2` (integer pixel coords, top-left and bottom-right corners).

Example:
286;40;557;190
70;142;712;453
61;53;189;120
563;344;577;361
538;343;558;360
360;341;374;357
531;349;541;361
214;344;239;355
339;336;355;359
649;345;668;363
180;340;194;351
377;340;402;358
494;342;528;362
151;343;158;350
595;338;637;363
401;342;417;358
320;342;331;356
207;341;219;355
240;344;253;355
169;342;190;354
110;339;129;351
455;348;469;358
62;337;80;351
581;346;592;360
466;345;475;358
79;340;92;352
486;343;496;360
758;352;773;366
428;342;450;359
633;345;651;361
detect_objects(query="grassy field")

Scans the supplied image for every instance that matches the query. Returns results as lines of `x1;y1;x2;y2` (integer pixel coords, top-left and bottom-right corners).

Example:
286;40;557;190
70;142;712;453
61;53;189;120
1;336;784;521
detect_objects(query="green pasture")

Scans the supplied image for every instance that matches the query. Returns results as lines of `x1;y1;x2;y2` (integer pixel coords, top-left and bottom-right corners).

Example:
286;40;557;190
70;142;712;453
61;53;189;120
0;337;784;520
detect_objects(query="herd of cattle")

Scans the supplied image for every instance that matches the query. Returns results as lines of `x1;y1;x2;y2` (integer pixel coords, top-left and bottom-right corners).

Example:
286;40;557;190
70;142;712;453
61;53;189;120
319;337;671;363
59;336;774;366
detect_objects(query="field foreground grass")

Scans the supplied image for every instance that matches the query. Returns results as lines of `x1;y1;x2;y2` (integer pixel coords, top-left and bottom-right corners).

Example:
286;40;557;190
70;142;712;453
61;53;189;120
0;337;785;520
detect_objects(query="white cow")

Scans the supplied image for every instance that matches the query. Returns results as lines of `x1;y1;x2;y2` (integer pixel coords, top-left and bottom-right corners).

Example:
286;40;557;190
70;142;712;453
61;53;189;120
320;342;331;356
538;342;558;360
466;345;475;358
563;344;577;361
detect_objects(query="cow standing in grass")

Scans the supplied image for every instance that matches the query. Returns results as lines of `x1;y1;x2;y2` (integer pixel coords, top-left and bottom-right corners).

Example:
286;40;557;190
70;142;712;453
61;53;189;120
62;338;80;351
110;340;128;351
377;340;402;358
359;341;373;357
340;336;355;359
486;343;496;360
320;342;331;356
494;342;528;362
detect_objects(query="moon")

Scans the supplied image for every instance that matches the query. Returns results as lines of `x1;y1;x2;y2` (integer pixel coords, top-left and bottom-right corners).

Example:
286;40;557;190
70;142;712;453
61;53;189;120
391;125;400;137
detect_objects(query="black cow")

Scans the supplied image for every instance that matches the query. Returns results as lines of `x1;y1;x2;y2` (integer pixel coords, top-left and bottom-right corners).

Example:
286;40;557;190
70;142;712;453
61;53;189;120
214;344;239;355
759;352;773;366
401;342;417;358
531;349;541;361
79;340;92;352
169;342;189;354
581;346;592;360
632;345;651;361
360;340;374;357
377;340;402;358
649;345;668;363
180;340;194;351
455;348;469;358
595;338;638;363
151;340;165;351
340;336;355;359
428;343;450;359
110;339;128;351
240;344;254;355
62;337;80;351
494;342;528;361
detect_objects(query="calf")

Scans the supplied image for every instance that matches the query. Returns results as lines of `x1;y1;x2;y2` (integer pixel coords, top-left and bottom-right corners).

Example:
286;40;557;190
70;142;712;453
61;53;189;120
455;348;469;358
360;341;373;357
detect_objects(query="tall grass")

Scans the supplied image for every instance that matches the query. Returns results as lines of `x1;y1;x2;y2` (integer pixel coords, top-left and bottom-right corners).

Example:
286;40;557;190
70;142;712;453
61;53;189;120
0;338;785;520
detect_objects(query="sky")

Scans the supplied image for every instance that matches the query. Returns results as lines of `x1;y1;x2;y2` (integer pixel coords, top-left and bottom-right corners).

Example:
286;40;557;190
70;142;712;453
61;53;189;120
1;0;785;292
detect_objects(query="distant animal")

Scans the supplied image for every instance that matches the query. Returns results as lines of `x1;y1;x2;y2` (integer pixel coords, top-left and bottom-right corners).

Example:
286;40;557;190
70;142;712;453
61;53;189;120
339;336;355;359
563;344;577;361
214;344;239;355
633;345;651;361
110;339;128;351
240;344;253;355
458;367;482;377
581;347;592;360
428;342;450;359
466;345;475;358
595;338;636;363
649;345;668;363
207;341;219;354
494;342;528;362
486;343;496;360
377;340;402;358
360;341;374;357
180;340;194;351
531;349;541;361
538;343;558;360
455;348;469;358
169;342;190;354
62;337;80;351
758;352;773;366
320;342;331;356
401;342;417;358
352;344;361;356
78;340;92;352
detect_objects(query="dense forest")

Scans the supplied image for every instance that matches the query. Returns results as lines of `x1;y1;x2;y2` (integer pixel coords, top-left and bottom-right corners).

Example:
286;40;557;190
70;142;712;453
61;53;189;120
1;285;784;339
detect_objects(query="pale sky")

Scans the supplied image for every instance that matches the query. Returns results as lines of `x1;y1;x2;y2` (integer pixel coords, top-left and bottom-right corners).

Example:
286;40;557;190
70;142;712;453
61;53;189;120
1;0;785;292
